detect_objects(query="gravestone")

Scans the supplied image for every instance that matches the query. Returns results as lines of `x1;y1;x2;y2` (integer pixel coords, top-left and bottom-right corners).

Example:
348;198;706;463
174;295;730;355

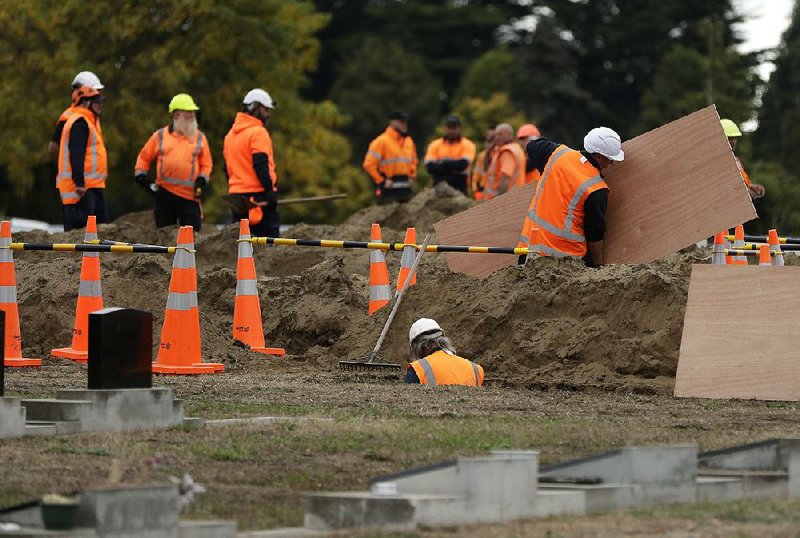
88;307;152;389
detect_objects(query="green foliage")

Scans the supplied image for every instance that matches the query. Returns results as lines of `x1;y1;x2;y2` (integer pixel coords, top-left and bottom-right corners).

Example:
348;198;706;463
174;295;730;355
451;93;527;144
0;0;364;224
744;161;800;236
453;47;515;105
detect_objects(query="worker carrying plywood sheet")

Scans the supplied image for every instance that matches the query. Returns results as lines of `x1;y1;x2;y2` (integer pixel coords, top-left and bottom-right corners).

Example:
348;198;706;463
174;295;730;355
517;127;625;267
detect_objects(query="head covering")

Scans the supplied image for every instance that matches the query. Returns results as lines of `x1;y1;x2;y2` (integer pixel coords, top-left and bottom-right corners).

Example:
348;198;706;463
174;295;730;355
445;115;461;126
390;110;410;121
584;127;624;161
525;137;560;174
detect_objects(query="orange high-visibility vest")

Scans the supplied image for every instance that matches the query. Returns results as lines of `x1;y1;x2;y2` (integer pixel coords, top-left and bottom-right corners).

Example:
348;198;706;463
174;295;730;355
363;127;418;189
518;145;608;257
57;106;75;124
410;350;484;387
56;107;108;204
135;127;212;201
470;148;489;200
423;136;476;167
224;112;277;194
484;142;525;199
518;167;541;188
735;156;753;187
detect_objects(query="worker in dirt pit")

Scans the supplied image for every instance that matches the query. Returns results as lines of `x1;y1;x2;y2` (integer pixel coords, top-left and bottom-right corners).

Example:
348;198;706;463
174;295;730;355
134;94;212;231
224;89;281;238
49;71;105;162
423;115;476;195
470;128;496;201
516;123;542;188
363;111;418;205
483;123;526;200
55;85;110;231
405;318;484;387
517;127;624;267
721;119;766;200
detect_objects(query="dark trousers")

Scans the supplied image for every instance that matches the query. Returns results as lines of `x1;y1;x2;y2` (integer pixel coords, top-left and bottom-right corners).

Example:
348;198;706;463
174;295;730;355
63;188;110;231
377;187;413;205
231;192;280;237
154;188;202;231
433;174;468;195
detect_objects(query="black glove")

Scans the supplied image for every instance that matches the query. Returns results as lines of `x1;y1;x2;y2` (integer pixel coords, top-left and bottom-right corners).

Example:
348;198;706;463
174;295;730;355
135;174;154;193
193;176;207;200
254;190;278;210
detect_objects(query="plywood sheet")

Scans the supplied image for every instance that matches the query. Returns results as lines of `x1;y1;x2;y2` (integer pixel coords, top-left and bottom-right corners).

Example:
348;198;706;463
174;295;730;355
434;106;757;276
433;182;536;278
674;265;800;401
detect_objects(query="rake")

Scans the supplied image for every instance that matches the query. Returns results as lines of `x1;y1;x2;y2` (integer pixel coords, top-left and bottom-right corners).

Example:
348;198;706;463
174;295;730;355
339;234;432;373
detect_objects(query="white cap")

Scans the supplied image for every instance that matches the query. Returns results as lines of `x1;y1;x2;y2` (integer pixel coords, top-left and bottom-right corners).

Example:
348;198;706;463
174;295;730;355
243;88;276;109
409;318;442;344
584;127;624;161
72;71;104;90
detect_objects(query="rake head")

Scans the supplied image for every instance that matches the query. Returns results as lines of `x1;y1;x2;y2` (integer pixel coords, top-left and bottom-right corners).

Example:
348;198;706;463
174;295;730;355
338;353;403;373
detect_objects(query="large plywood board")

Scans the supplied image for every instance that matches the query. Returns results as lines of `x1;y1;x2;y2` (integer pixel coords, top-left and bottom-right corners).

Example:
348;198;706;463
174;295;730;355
674;265;800;401
433;182;536;277
435;106;757;276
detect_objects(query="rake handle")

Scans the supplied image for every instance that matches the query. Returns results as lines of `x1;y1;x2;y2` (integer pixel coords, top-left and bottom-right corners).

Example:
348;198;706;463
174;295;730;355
368;234;432;363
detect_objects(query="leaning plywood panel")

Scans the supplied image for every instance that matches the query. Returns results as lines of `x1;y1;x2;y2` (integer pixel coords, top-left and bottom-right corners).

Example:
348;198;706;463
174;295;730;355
434;182;536;277
602;106;756;263
434;106;756;277
674;264;800;401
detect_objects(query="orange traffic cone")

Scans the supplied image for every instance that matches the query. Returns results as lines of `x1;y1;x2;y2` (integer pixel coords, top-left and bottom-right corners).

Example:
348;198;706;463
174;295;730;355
768;229;785;267
396;227;417;296
0;221;40;367
711;232;727;265
153;226;223;374
758;244;771;266
732;225;748;265
368;223;391;315
51;216;103;363
232;219;285;356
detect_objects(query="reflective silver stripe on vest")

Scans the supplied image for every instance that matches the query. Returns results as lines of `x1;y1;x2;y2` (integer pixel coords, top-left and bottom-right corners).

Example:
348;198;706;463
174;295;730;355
369;285;391;302
529;147;570;215
418;358;437;386
78;280;102;297
384;180;410;189
380;157;412;166
189;133;203;183
56;117;106;183
368;150;382;160
157;128;201;187
530;213;585;242
236;279;258;296
238;233;253;259
519;233;530;247
563;174;604;232
471;362;480;385
527;243;571;257
167;291;198;310
0;285;17;303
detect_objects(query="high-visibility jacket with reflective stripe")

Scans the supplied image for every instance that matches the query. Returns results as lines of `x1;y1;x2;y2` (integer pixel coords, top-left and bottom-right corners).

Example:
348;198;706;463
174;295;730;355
410;350;484;387
470;148;489;199
518;145;608;257
135;126;212;201
57;106;75;124
735;156;753;187
224;112;277;194
363;127;418;187
484;142;525;199
56;107;108;204
424;137;476;167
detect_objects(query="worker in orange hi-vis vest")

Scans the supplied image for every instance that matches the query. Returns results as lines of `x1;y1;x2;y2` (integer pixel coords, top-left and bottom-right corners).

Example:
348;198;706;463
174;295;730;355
483;123;525;200
405;318;484;387
470;128;496;201
363;111;418;205
720;119;765;201
48;71;104;162
423;115;476;195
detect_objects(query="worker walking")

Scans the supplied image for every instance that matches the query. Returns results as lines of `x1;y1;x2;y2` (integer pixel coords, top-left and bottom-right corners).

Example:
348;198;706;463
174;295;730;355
516;123;541;187
518;127;624;267
134;94;211;231
423;115;476;195
470;128;495;201
721;119;766;200
56;85;109;231
483;123;525;199
224;89;281;238
406;318;484;387
49;71;104;162
363;111;417;205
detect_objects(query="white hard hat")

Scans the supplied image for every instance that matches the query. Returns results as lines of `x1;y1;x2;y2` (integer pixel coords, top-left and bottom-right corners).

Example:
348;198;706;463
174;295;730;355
584;127;624;161
72;71;104;90
409;318;442;344
243;88;276;109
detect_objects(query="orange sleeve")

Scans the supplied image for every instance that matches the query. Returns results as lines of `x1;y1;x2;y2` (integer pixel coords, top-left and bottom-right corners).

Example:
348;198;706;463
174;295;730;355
134;132;159;175
409;139;418;179
498;150;516;178
363;138;385;184
463;139;477;165
424;140;439;163
738;158;753;186
198;134;213;180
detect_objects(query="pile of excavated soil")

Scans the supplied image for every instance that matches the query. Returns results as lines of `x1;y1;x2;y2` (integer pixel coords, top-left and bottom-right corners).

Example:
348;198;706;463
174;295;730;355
9;188;708;390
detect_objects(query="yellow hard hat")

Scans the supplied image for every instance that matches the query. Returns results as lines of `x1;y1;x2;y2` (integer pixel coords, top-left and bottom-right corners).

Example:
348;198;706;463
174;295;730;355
168;93;199;113
720;119;742;138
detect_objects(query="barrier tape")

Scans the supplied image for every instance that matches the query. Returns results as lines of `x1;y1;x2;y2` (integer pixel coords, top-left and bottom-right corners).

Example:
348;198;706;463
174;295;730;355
245;236;532;256
721;242;800;252
2;243;190;254
725;234;800;245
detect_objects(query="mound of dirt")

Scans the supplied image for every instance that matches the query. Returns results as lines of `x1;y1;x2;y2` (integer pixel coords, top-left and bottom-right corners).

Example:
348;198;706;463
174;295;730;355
8;188;707;390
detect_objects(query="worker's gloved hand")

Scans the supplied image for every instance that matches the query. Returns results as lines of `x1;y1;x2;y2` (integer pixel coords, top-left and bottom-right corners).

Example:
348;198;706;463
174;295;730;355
193;176;207;200
134;174;154;193
263;189;278;210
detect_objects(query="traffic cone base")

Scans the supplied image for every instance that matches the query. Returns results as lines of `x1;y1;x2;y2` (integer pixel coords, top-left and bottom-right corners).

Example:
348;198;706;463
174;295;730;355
152;363;217;375
248;346;286;356
1;221;41;367
50;347;88;363
5;358;42;367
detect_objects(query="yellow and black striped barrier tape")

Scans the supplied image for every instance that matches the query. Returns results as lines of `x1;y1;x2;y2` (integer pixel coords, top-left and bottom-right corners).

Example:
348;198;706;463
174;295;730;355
725;234;800;246
720;242;799;252
245;236;531;256
2;242;188;254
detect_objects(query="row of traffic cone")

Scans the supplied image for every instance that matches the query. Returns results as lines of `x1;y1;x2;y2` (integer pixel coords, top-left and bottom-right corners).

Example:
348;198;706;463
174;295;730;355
368;224;418;316
712;224;785;267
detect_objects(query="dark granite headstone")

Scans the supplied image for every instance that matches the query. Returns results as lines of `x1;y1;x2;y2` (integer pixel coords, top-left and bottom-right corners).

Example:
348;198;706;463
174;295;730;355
88;307;152;389
1;309;4;396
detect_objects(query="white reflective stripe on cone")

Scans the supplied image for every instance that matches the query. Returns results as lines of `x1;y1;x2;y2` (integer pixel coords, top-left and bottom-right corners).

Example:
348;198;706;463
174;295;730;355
78;280;102;297
0;285;17;303
166;291;198;311
369;285;391;302
236;279;258;296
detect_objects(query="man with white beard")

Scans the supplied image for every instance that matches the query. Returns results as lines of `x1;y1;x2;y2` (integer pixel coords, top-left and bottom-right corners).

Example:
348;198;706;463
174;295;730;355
134;93;212;230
